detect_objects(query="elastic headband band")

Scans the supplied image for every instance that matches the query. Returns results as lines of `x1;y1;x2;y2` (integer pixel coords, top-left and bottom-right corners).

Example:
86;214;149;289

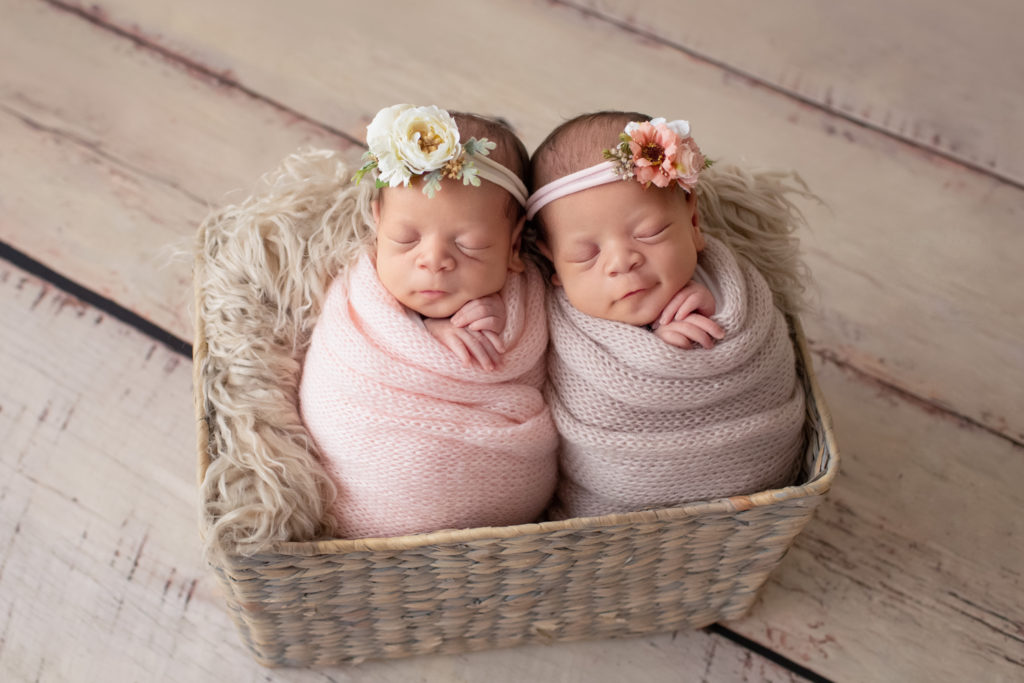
526;117;709;220
525;161;621;220
474;154;529;207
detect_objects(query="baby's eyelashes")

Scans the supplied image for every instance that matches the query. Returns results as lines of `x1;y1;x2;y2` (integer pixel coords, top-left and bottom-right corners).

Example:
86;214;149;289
455;241;493;251
565;244;599;263
387;229;420;245
635;223;671;240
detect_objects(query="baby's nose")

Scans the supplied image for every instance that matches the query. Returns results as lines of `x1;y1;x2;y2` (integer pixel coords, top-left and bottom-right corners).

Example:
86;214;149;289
605;246;642;275
416;237;456;271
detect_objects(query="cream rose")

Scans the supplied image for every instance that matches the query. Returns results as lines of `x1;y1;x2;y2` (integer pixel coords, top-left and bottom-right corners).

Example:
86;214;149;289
365;104;462;187
392;105;461;173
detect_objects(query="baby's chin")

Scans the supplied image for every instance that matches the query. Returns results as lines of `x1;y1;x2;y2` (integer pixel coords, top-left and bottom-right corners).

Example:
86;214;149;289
403;291;491;320
584;298;666;327
603;310;660;327
407;299;465;320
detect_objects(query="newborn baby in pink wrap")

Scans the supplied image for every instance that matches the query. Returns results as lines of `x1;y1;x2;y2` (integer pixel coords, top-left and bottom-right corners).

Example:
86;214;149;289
526;111;805;519
300;105;557;539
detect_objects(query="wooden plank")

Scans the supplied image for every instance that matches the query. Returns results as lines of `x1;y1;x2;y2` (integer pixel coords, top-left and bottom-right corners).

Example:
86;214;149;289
9;0;1023;444
0;260;805;681
567;0;1024;185
0;0;360;342
735;359;1024;682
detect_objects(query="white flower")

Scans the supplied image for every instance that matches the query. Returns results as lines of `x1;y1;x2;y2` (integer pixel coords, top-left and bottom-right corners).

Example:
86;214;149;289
624;117;691;140
664;118;691;139
365;104;463;187
366;104;413;187
375;149;412;187
365;103;410;153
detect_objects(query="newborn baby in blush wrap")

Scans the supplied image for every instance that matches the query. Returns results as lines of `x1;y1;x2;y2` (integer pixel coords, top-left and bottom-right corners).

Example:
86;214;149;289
299;104;557;539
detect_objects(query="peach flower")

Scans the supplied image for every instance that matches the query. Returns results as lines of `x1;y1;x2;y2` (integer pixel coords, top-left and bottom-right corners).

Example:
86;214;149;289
626;120;705;190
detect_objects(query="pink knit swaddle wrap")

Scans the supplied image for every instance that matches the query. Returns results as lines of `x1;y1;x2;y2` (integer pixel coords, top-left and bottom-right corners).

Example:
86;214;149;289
299;255;558;539
546;236;805;519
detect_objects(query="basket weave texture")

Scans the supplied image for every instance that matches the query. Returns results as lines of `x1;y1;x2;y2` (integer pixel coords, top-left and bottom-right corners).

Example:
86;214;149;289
195;293;837;666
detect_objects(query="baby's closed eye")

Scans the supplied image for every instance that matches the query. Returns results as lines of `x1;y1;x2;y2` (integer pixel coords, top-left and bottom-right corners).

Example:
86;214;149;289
455;239;493;251
635;223;671;241
565;243;599;263
388;228;420;245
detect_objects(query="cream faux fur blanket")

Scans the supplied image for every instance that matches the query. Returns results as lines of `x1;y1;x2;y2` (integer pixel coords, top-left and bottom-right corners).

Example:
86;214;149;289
546;236;805;519
299;255;558;539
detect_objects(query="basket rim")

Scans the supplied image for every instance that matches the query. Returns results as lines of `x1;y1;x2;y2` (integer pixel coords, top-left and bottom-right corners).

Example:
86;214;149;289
194;255;838;557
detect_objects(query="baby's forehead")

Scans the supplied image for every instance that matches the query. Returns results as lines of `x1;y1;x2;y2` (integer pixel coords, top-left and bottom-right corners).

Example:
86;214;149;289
545;185;678;229
379;196;515;234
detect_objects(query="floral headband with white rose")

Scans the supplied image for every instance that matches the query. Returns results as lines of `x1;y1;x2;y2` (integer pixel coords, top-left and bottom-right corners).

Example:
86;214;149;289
353;104;528;205
525;117;711;220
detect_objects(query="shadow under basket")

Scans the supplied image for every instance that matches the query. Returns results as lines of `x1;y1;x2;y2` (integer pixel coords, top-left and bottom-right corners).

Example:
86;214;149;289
195;318;838;668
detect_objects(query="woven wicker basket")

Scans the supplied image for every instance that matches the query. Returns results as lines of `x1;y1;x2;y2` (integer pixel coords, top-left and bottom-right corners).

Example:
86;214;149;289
194;289;838;667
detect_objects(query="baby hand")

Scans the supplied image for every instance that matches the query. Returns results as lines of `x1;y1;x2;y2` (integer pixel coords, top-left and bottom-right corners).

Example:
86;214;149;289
449;293;507;354
656;280;718;327
653;315;725;350
652;281;725;350
424;317;504;371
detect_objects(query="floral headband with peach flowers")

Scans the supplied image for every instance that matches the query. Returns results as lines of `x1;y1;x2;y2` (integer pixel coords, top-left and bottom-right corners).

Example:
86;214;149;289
353;104;528;205
525;117;711;220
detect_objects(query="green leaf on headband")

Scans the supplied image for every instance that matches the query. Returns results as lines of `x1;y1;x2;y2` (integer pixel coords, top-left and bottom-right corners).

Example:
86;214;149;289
422;171;443;198
352;156;378;185
462;164;481;187
464;137;496;157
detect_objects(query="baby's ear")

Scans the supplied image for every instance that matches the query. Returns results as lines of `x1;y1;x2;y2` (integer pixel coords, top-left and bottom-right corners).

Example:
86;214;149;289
371;197;381;225
508;215;527;273
534;240;563;286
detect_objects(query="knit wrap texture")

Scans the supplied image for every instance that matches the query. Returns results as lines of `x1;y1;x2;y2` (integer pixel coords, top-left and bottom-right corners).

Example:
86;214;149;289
299;255;558;539
546;236;805;519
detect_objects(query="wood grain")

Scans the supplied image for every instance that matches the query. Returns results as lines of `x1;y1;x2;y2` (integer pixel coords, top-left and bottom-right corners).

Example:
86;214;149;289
0;0;360;341
0;259;802;682
566;0;1024;185
736;359;1024;682
10;0;1021;444
2;2;1023;679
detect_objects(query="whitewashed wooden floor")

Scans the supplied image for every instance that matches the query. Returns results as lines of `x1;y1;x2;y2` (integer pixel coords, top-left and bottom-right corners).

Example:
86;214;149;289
2;1;1022;681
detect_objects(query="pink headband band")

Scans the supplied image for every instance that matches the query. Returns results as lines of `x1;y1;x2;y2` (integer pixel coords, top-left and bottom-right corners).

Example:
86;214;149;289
525;161;620;220
526;117;708;220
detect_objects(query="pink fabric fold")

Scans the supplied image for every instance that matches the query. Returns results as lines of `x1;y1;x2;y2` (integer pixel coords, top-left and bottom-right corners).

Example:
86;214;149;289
299;255;558;538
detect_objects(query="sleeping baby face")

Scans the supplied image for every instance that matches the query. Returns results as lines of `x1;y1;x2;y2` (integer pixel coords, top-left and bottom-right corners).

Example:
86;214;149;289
372;179;525;319
537;180;705;326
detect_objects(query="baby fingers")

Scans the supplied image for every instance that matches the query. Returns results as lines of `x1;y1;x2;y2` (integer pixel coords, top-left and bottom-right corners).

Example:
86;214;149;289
480;329;506;354
465;315;505;336
685;314;726;342
458;329;501;371
657;315;724;350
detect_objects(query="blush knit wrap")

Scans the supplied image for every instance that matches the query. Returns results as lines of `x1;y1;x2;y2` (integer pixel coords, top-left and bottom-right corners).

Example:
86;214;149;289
299;255;558;539
546;236;804;519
